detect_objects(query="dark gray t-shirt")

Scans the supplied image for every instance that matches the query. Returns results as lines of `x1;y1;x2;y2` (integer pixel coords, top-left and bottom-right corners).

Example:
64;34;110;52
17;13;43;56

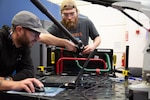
47;17;99;45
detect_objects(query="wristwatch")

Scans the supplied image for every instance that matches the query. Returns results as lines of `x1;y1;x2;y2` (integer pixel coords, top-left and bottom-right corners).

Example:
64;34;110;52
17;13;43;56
4;76;12;80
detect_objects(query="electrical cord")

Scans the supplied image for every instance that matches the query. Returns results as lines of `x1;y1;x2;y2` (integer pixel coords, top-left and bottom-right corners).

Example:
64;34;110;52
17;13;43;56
81;75;112;100
73;53;111;72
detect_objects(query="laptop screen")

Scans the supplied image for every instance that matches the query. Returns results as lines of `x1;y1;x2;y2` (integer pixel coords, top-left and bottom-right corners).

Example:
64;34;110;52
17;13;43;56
47;47;113;75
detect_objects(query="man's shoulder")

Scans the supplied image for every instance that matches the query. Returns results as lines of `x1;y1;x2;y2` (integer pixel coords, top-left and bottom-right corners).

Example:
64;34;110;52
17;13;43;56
78;17;93;25
0;25;10;44
79;17;90;21
0;25;10;49
0;25;10;34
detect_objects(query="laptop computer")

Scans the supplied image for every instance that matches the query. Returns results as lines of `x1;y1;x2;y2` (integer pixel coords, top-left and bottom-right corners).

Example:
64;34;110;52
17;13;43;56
40;75;77;88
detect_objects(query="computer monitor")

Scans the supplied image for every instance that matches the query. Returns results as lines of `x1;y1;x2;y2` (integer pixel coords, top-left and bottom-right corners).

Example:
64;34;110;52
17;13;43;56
47;46;113;75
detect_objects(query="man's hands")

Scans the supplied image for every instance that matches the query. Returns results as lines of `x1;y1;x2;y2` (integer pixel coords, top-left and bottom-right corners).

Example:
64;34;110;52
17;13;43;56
65;41;95;55
82;36;101;54
81;44;95;54
1;78;44;93
64;40;77;52
12;78;44;93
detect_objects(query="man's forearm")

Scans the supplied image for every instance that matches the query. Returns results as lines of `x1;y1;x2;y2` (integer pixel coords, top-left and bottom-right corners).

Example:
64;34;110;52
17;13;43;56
93;36;101;49
0;77;4;80
0;80;14;90
39;33;76;51
39;33;66;46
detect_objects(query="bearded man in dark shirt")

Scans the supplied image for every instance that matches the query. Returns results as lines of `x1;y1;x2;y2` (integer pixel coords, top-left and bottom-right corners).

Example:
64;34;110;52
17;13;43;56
0;10;77;92
48;0;101;54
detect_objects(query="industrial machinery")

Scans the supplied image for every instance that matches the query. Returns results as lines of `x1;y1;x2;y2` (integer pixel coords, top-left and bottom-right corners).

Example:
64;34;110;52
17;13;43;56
112;1;150;99
81;0;150;99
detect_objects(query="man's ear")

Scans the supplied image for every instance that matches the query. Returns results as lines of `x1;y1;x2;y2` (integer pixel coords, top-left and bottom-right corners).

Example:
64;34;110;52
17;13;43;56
15;26;24;36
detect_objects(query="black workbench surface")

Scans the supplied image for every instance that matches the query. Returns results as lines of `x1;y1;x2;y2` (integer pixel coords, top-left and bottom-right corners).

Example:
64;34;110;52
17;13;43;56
0;75;144;100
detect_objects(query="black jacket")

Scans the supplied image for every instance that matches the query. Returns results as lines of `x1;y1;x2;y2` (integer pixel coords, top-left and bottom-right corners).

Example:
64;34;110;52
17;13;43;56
0;25;34;81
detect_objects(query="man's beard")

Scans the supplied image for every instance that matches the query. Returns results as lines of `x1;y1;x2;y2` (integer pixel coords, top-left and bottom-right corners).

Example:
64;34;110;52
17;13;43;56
62;17;78;30
16;32;30;47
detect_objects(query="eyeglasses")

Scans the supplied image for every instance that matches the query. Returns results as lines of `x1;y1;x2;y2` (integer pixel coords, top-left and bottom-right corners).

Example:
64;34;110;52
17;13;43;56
23;27;40;38
62;12;76;17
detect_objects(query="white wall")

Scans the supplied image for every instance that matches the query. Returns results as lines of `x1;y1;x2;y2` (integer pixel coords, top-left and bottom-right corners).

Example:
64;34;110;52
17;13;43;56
78;4;150;68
